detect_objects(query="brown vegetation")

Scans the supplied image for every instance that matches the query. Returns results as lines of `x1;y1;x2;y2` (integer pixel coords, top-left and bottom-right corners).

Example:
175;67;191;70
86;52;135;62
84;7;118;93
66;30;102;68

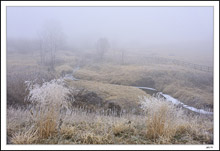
74;62;213;110
7;103;213;144
6;50;213;145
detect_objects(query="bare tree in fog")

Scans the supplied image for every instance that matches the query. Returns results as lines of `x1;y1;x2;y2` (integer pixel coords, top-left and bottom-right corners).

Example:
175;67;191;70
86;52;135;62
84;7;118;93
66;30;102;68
38;34;46;65
120;49;125;65
96;38;110;61
38;20;64;70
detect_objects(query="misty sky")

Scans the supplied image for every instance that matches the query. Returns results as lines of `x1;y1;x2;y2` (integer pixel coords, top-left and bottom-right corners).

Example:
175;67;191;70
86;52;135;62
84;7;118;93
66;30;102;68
7;7;213;53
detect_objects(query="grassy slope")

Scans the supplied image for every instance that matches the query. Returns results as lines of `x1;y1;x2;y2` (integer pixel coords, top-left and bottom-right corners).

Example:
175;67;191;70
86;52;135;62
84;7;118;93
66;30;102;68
6;50;214;144
7;50;213;110
74;62;213;109
67;80;149;111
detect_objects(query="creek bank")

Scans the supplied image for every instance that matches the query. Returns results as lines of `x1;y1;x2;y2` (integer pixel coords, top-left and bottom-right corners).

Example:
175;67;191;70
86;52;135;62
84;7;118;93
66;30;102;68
136;86;213;115
63;66;213;115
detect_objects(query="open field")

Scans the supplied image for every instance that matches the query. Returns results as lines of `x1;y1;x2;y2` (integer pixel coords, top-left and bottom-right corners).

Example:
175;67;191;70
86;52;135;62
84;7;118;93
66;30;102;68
7;50;213;110
4;6;216;148
74;56;213;110
7;98;213;144
6;49;214;145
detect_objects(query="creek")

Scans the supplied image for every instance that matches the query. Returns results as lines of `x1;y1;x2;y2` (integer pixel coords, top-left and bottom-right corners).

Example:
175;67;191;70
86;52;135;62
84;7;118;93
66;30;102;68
65;66;213;115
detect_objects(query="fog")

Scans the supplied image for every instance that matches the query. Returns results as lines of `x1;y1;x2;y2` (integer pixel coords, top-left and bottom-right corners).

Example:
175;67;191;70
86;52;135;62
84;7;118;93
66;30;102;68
7;7;213;64
5;6;215;146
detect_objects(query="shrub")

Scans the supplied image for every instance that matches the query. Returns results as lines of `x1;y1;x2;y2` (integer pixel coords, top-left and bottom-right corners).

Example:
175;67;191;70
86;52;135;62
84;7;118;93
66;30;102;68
24;79;73;139
139;96;187;143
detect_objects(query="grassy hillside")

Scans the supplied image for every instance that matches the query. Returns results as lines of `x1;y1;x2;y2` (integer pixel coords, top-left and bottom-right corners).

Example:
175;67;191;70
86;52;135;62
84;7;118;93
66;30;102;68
6;50;214;144
67;80;149;114
74;62;213;110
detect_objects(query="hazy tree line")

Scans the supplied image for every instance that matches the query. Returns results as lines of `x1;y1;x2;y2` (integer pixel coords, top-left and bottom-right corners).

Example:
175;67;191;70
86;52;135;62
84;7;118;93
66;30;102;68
7;21;130;69
96;38;110;61
38;24;63;70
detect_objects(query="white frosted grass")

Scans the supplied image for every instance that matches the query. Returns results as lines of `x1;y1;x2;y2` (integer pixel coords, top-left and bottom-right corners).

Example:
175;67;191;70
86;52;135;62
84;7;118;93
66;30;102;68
25;79;71;109
139;96;163;113
25;65;81;109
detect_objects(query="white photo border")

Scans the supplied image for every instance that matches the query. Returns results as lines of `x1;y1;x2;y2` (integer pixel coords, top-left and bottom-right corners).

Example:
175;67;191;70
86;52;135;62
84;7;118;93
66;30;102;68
1;1;219;150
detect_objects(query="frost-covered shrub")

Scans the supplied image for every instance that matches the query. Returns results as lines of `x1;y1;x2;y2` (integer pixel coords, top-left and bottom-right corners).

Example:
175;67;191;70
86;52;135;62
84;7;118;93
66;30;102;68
24;79;73;138
25;79;71;109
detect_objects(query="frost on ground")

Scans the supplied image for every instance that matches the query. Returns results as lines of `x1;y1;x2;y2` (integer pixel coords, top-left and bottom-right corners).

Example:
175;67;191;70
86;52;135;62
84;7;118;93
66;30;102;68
6;79;213;145
7;91;213;144
25;79;72;109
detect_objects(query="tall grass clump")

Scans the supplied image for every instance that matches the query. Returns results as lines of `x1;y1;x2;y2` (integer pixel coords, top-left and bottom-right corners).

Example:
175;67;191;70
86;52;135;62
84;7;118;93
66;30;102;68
139;96;188;143
24;79;72;139
11;126;39;144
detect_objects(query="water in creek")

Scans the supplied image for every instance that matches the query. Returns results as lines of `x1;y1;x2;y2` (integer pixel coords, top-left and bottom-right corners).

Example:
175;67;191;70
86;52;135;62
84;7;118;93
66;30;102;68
136;86;213;115
62;66;213;115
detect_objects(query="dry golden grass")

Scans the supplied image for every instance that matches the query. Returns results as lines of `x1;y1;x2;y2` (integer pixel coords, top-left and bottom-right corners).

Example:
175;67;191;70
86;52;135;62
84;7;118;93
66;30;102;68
74;62;213;109
60;125;78;139
7;53;39;67
7;49;213;110
145;103;188;143
140;96;213;144
7;103;213;144
67;80;148;110
74;63;147;85
112;121;136;137
55;64;73;76
35;107;58;139
7;78;73;144
6;50;213;145
8;107;62;144
11;128;38;144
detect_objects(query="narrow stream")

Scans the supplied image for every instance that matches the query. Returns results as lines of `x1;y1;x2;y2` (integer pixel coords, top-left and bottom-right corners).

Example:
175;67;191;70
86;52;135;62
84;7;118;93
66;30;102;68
63;65;80;81
136;86;213;115
63;66;213;115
